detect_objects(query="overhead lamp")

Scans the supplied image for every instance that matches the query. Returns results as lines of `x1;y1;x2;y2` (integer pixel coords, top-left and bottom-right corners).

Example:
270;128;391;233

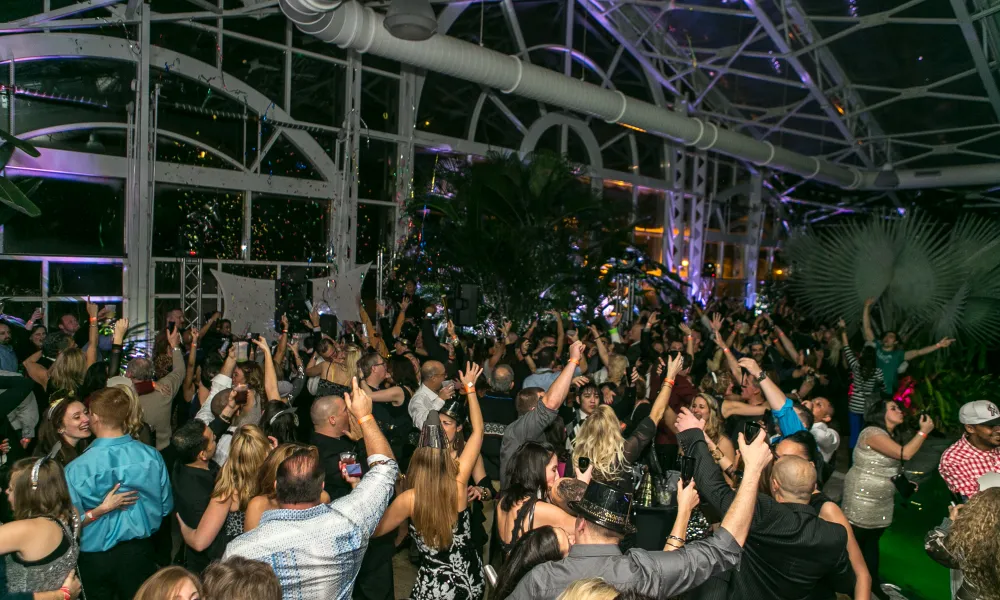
384;0;437;41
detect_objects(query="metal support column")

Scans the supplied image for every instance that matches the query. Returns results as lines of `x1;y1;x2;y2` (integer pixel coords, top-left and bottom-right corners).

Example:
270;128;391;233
124;3;153;337
394;67;417;258
686;150;708;300
329;51;362;274
664;143;686;275
560;0;575;155
181;258;204;328
744;172;764;308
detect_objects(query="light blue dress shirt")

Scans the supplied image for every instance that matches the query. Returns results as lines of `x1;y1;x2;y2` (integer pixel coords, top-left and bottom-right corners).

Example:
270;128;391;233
772;398;807;440
65;435;173;553
225;454;398;600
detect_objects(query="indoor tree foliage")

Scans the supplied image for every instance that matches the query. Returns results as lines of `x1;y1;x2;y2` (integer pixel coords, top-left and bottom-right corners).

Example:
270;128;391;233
0;129;42;218
785;212;1000;346
394;151;682;324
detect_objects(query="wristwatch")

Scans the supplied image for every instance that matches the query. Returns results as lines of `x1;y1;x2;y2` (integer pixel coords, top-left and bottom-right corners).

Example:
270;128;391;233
756;370;768;383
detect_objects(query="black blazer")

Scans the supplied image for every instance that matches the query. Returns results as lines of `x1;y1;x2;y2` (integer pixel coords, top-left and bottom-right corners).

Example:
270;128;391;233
677;429;855;600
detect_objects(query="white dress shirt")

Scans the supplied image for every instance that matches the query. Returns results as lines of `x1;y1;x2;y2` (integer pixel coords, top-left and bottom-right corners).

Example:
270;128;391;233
408;384;444;429
811;422;840;464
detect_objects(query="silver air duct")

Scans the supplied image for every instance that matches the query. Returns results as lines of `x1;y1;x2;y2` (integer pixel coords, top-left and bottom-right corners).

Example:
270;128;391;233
384;0;436;41
278;0;1000;191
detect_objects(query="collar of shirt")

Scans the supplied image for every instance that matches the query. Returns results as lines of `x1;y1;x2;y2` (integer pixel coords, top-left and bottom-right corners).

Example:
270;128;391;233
86;434;134;450
568;544;622;558
959;434;1000;457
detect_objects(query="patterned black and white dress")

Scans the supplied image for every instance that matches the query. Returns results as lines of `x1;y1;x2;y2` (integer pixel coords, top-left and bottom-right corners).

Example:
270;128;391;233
408;508;484;600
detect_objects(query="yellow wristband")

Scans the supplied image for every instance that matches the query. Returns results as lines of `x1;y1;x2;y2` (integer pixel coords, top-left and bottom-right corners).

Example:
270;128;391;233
358;414;375;426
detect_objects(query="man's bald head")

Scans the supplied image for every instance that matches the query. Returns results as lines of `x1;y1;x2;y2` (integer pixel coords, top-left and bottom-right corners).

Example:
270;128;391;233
420;360;447;392
491;364;514;392
311;395;348;437
770;455;816;503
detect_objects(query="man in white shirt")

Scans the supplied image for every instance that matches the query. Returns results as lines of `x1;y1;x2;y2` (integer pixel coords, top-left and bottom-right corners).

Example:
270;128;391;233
408;360;454;428
804;397;840;464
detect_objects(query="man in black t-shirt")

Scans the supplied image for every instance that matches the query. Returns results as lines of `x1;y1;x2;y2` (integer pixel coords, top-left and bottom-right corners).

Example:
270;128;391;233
170;420;222;574
308;394;363;501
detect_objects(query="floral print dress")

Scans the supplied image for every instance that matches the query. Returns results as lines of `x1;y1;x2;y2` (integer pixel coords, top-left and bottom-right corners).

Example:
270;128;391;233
408;508;484;600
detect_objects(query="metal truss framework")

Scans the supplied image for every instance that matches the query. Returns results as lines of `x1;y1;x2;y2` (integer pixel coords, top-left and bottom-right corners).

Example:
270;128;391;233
9;0;978;326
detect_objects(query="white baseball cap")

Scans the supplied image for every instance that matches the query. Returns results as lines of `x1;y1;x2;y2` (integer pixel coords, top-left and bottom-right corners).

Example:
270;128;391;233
978;472;1000;492
959;400;1000;426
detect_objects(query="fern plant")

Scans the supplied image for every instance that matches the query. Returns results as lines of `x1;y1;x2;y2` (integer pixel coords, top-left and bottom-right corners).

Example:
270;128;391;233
785;212;1000;346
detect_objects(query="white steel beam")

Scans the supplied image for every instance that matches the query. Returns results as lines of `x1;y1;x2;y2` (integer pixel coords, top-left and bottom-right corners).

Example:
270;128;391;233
6;148;335;198
949;0;1000;123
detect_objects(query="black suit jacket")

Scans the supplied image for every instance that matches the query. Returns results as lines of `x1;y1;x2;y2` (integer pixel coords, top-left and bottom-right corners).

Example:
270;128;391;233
677;429;855;600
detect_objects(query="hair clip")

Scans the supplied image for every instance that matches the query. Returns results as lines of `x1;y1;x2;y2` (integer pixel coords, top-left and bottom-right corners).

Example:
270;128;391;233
269;407;298;427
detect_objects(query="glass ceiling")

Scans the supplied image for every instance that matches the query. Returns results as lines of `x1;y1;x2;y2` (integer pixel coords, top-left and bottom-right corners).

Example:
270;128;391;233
2;0;999;217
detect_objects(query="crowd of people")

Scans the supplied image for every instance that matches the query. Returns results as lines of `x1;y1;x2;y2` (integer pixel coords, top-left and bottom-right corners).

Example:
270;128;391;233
0;282;994;600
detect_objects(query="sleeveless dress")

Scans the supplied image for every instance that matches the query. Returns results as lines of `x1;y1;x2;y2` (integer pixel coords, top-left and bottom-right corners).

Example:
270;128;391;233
224;510;246;539
5;517;79;594
842;427;900;529
409;508;484;600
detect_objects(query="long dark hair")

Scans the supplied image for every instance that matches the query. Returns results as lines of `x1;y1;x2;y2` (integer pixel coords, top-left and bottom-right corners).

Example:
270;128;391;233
493;526;564;600
389;355;418;390
859;345;877;380
35;394;89;465
260;400;298;444
500;442;555;511
864;398;904;442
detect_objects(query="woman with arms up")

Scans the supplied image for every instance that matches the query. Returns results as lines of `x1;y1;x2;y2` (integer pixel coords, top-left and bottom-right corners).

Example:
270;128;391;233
372;363;485;600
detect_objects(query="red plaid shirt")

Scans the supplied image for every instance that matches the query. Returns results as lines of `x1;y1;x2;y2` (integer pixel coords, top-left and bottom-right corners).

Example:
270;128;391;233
939;435;1000;498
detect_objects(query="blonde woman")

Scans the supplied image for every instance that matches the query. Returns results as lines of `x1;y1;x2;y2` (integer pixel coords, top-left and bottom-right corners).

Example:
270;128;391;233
23;302;101;396
177;425;272;551
556;578;619;600
688;393;736;478
571;354;682;489
243;443;331;532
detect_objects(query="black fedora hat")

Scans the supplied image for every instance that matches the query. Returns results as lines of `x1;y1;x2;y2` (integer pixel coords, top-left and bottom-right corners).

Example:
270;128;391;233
569;480;636;534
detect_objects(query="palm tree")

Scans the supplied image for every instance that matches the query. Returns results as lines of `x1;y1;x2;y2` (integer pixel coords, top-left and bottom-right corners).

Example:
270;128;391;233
395;151;682;323
785;212;1000;345
0;128;42;220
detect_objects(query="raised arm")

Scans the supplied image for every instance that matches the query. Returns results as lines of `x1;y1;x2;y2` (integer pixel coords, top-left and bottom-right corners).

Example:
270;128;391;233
199;311;221;340
251;337;280;402
904;337;954;361
773;321;800;365
552;311;565;359
21;351;48;388
866;415;935;461
392;297;409;339
862;298;875;343
182;330;198;402
541;341;585;412
345;377;394;460
714;325;742;382
456;363;484;486
721;429;771;545
738;357;787;412
273;315;289;379
649;354;683;426
84;301;99;368
588;325;610;368
108;318;129;377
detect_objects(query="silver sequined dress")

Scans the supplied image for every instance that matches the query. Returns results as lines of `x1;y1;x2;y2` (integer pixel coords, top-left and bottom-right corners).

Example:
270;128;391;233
842;427;900;529
4;517;79;594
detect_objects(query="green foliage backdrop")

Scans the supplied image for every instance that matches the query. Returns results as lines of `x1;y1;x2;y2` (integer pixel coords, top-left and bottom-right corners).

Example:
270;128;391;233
785;212;1000;346
393;152;670;323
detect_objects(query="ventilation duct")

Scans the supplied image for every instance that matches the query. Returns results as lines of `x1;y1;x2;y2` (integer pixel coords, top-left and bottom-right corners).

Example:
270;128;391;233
383;0;436;41
278;0;1000;191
